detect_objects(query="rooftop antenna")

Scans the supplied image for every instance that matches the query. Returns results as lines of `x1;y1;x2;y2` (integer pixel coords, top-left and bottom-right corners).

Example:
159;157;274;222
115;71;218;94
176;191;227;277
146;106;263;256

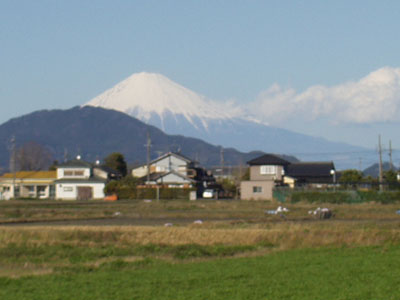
63;148;68;162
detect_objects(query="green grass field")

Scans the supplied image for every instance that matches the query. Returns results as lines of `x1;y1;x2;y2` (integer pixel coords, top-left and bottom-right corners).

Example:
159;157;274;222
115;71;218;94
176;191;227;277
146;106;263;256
1;245;399;300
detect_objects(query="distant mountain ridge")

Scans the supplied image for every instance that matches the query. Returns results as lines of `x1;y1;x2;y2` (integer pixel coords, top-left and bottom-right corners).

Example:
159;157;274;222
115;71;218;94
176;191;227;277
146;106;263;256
84;72;369;169
363;162;397;178
0;106;264;171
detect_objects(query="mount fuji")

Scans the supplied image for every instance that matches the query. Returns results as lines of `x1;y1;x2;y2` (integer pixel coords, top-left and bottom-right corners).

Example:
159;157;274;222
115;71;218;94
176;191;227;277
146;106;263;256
85;72;366;169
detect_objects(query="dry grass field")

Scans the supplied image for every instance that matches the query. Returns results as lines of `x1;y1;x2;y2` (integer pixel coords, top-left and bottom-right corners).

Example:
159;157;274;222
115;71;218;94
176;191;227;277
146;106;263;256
1;199;400;299
0;199;400;278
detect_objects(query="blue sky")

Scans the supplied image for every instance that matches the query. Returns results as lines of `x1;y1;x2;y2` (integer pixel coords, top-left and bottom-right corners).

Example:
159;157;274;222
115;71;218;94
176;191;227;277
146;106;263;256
1;1;400;153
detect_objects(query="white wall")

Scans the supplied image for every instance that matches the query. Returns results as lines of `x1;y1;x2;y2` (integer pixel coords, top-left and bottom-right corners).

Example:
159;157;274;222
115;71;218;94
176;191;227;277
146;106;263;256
156;173;191;184
56;182;105;200
154;155;188;175
132;165;148;178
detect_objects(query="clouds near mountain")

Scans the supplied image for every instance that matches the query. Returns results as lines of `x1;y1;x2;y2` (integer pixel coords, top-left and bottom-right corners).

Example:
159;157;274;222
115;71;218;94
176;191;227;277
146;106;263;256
250;67;400;125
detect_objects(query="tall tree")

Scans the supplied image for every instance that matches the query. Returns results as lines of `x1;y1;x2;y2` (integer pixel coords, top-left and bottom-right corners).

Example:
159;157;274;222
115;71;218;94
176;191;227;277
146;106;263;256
16;141;53;171
338;169;363;183
104;152;127;176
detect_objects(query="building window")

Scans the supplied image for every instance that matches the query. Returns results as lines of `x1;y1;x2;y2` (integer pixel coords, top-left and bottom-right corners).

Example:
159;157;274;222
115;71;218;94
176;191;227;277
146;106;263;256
64;170;85;176
260;165;276;175
37;186;46;197
63;187;73;192
253;186;262;193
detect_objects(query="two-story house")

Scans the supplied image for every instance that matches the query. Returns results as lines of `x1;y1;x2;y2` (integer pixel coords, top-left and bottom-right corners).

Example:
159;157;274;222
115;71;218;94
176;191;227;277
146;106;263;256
132;152;197;187
55;158;107;200
240;154;290;200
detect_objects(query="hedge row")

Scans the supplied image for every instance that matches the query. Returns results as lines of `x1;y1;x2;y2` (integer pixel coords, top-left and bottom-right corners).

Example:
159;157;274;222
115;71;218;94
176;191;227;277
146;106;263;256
278;190;400;204
109;187;195;200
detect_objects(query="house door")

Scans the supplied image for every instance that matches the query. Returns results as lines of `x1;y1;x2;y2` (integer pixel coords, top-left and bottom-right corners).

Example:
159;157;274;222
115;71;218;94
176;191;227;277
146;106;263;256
77;186;93;201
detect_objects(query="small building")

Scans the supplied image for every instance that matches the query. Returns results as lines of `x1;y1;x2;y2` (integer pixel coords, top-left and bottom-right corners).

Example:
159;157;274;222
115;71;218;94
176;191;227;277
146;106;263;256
54;159;107;200
0;171;57;200
240;153;335;200
241;154;289;200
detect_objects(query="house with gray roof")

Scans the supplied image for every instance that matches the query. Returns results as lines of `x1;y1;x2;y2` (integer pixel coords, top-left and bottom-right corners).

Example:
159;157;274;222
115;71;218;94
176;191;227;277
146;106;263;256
241;154;335;200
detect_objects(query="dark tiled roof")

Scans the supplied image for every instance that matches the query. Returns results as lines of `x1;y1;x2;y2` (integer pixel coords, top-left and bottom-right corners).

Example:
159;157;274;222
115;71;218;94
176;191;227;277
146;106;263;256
247;154;291;166
286;162;335;178
57;159;92;168
94;165;120;175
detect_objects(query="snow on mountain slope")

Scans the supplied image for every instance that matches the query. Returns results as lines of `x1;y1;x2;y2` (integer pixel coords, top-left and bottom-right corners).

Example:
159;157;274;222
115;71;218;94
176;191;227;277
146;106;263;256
84;72;368;169
86;72;243;131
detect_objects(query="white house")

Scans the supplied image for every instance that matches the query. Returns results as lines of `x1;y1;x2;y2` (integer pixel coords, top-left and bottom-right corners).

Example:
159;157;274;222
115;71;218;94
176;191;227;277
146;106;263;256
55;159;106;200
145;170;196;188
132;152;196;183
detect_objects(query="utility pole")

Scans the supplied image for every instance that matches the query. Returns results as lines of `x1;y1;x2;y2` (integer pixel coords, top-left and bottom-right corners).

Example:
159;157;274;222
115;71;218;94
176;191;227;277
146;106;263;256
146;131;151;184
9;136;16;198
378;135;384;191
389;140;393;170
220;147;224;178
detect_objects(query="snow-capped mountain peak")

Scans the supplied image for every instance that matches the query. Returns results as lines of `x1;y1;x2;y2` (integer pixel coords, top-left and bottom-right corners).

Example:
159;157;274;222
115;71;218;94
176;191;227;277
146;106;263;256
85;72;242;130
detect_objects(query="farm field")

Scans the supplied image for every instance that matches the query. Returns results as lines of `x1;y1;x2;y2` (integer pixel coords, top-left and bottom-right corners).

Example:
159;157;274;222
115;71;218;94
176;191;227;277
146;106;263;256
1;199;400;225
0;199;400;299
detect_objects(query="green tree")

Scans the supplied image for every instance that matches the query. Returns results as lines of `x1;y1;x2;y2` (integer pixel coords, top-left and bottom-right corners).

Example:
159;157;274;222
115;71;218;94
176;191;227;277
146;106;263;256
339;169;363;183
104;175;139;199
383;169;399;190
218;178;237;197
383;169;397;183
103;152;127;177
338;169;363;188
241;168;250;180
